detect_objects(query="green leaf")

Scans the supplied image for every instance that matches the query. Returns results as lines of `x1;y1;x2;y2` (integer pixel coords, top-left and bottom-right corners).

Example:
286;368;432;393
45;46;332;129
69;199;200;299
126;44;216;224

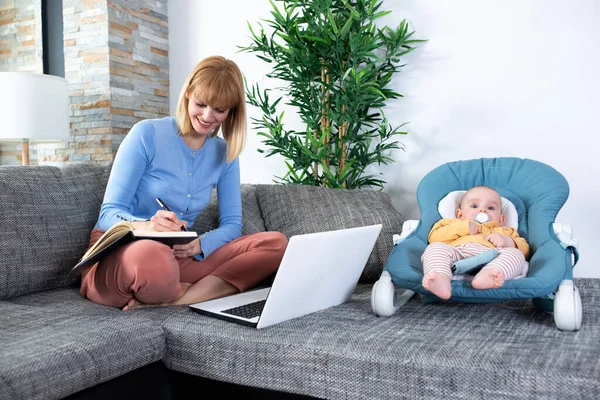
339;15;354;38
372;10;391;20
340;0;360;18
327;9;339;34
269;0;286;23
256;55;273;63
301;34;330;44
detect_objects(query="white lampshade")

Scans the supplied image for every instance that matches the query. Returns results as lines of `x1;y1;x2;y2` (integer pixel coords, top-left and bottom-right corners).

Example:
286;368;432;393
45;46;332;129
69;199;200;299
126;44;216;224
0;72;70;165
0;72;70;143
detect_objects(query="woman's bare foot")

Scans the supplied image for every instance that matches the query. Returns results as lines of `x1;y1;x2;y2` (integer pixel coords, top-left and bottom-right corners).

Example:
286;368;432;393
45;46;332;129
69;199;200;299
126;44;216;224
122;297;141;311
472;268;505;289
422;271;452;300
169;275;238;306
122;282;193;311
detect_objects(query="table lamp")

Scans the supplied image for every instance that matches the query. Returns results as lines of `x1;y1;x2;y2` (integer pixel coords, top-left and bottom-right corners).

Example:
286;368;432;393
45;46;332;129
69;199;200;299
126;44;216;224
0;72;70;166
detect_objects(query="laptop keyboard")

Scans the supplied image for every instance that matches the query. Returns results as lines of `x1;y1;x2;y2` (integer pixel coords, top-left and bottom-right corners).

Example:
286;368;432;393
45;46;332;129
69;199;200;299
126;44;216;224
221;299;266;319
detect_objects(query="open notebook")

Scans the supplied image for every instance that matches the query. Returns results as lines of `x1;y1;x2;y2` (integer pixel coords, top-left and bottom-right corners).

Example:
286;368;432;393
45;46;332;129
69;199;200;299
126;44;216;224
65;221;198;283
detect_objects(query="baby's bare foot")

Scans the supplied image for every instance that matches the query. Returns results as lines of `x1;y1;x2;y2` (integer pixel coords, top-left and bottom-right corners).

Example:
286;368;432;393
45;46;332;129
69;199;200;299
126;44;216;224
472;268;505;289
422;271;452;300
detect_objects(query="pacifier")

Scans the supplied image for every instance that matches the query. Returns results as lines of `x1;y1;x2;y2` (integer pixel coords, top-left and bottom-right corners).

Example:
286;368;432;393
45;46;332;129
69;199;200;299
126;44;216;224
475;212;489;223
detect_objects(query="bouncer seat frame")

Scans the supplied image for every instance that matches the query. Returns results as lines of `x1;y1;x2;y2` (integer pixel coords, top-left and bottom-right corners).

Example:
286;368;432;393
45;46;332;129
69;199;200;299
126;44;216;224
371;157;581;331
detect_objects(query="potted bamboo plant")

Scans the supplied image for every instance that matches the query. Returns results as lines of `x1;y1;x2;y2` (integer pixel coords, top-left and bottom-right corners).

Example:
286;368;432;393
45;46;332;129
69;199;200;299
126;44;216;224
241;0;424;189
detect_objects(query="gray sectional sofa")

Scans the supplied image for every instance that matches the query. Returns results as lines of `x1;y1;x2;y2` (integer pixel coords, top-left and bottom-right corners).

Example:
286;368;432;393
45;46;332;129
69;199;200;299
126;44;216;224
1;163;599;400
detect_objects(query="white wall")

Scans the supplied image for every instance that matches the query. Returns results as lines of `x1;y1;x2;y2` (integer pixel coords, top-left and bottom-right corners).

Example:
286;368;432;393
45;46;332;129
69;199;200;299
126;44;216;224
168;0;600;278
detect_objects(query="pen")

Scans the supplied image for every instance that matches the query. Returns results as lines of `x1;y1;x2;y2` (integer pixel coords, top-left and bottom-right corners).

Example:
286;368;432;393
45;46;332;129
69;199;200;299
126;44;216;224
156;198;187;231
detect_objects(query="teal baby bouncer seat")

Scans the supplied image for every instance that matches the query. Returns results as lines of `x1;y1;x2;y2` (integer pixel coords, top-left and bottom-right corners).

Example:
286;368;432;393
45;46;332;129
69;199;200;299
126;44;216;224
371;157;582;331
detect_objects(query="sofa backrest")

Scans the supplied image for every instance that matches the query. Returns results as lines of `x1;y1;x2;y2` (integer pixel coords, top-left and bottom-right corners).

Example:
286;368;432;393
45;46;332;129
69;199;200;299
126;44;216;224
189;184;266;236
0;164;267;300
0;164;110;300
0;163;404;300
254;184;405;283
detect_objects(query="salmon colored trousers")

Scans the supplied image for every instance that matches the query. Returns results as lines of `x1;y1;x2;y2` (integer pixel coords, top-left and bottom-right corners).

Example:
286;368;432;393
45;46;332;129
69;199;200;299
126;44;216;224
80;229;288;308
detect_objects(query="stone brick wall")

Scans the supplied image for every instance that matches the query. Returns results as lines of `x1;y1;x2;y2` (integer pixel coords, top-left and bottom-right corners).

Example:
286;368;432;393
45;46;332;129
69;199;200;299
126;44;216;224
105;0;169;157
0;0;43;73
0;0;169;165
57;0;111;164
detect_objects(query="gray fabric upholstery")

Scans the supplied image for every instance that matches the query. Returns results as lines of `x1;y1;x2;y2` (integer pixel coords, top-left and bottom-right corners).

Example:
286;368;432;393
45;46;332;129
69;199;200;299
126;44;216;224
0;164;110;300
255;184;405;282
8;280;600;400
3;164;597;400
152;278;600;400
0;299;165;400
189;184;266;236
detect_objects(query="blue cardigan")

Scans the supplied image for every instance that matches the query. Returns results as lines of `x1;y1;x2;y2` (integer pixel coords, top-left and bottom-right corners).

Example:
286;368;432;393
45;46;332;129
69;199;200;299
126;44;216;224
96;116;242;259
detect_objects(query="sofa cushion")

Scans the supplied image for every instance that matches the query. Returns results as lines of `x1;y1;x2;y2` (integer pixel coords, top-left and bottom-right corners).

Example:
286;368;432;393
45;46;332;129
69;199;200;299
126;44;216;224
189;184;266;236
0;299;165;400
255;184;405;282
155;278;599;400
0;164;110;300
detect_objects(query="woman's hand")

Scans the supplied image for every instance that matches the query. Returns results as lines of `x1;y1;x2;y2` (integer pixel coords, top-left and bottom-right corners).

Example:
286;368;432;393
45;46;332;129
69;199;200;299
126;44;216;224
485;233;515;248
131;210;188;232
173;238;201;259
149;210;188;232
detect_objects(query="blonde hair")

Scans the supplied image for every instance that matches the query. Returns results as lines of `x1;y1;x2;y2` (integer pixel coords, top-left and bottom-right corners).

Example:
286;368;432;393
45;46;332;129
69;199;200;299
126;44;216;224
175;56;246;161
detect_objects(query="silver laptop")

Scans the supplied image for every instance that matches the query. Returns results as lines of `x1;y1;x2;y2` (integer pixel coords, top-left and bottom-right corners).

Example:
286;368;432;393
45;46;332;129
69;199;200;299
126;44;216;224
188;224;383;329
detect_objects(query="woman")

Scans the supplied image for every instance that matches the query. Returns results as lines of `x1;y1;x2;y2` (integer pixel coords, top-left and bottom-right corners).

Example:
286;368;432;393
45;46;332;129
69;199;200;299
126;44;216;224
80;56;288;310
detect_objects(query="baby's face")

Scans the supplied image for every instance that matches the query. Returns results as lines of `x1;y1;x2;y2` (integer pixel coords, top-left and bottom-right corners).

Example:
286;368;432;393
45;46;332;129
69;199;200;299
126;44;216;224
456;187;505;225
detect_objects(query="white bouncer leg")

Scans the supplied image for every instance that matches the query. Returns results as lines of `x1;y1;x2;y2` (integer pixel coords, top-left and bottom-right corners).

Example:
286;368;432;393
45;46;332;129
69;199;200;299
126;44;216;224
371;271;415;317
552;223;582;331
554;279;583;331
371;220;419;317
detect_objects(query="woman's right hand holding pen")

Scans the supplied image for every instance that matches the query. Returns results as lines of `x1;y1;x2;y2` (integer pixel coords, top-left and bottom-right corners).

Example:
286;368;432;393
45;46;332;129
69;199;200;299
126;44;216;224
147;210;188;232
130;210;188;232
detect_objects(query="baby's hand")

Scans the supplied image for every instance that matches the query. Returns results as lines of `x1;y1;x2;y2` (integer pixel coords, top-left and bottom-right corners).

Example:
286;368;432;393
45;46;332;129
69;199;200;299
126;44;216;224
485;233;515;248
469;221;479;235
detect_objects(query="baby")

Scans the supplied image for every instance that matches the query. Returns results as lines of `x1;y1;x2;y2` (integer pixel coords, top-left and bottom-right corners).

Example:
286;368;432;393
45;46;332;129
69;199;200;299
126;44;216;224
422;186;530;300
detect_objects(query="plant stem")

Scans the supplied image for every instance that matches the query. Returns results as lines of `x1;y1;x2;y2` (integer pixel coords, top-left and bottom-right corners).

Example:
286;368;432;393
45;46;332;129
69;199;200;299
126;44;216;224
321;62;331;172
339;61;347;188
312;128;318;180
